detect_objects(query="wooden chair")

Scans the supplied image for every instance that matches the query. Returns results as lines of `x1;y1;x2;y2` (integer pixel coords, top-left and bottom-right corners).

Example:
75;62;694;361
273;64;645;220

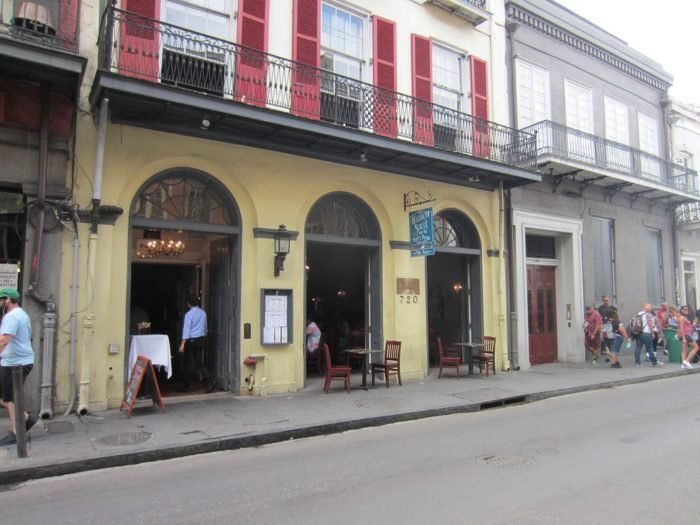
346;330;365;368
306;335;324;376
437;337;461;379
323;343;351;393
472;336;496;376
371;340;401;387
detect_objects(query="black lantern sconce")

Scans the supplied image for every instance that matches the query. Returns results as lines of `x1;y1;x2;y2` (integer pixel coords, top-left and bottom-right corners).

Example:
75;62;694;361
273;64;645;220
273;224;292;277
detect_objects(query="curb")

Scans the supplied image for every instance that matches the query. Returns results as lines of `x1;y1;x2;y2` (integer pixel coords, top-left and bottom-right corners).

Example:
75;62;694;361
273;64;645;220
0;368;693;486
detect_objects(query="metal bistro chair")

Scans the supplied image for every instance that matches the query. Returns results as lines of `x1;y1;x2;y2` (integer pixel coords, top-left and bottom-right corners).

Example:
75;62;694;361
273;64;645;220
371;340;402;387
437;337;462;379
323;343;351;393
472;336;496;376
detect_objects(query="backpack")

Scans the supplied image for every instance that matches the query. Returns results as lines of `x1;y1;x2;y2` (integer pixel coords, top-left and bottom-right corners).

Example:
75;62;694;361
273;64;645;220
628;314;645;338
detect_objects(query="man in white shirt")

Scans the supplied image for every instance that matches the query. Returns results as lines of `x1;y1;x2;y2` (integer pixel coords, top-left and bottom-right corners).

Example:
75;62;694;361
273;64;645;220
178;295;215;393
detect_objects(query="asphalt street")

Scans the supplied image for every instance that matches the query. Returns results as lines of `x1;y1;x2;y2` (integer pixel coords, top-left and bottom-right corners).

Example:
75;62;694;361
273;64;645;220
2;374;699;524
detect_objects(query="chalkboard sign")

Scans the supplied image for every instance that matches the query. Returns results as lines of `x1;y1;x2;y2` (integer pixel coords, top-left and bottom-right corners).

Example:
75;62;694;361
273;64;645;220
121;355;166;417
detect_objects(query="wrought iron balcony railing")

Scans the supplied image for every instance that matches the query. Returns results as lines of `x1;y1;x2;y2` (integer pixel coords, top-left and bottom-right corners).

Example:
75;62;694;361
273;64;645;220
676;202;700;225
97;6;536;170
0;0;80;54
524;120;699;195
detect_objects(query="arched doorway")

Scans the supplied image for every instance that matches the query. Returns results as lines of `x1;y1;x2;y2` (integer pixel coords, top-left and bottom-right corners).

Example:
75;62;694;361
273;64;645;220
129;170;240;395
427;210;482;364
304;193;381;379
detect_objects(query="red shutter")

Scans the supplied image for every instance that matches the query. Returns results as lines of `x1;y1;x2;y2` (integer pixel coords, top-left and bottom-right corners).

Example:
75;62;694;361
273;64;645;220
373;16;397;138
119;0;160;82
57;0;79;50
291;0;320;119
411;34;433;146
470;55;490;158
236;0;269;107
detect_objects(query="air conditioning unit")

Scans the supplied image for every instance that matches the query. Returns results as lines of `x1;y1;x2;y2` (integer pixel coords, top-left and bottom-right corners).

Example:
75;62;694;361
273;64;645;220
161;49;225;97
320;92;360;129
13;1;56;35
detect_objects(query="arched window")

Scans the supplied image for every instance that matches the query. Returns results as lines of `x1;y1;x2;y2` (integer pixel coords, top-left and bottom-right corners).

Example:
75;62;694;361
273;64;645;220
433;210;480;249
132;174;236;226
306;193;378;239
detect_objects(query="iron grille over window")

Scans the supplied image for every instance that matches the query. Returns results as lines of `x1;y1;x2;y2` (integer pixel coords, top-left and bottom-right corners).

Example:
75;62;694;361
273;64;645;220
132;176;234;225
525;235;555;259
433;211;479;248
306;195;377;238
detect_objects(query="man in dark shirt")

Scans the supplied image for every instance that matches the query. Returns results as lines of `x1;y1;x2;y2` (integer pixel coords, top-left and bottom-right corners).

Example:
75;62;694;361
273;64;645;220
599;295;618;360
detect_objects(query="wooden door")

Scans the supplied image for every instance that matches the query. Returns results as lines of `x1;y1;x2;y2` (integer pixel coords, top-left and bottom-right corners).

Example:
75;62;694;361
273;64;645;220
527;266;557;365
209;237;236;390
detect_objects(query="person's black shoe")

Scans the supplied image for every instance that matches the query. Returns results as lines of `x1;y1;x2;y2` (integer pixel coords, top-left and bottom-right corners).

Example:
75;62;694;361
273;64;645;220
25;415;38;432
0;432;17;446
205;378;217;393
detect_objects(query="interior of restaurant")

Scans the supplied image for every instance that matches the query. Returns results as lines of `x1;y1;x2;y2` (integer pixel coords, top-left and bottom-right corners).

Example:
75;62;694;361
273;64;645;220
305;241;367;376
129;227;232;396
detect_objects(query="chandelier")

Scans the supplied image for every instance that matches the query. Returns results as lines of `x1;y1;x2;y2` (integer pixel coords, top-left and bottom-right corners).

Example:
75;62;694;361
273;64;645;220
136;237;186;259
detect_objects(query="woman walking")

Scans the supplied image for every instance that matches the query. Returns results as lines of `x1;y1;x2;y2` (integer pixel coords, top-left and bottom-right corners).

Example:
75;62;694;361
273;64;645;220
677;305;698;370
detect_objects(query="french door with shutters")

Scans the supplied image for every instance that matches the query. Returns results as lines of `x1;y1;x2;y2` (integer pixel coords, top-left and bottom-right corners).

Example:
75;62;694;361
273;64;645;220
527;265;557;365
564;79;595;163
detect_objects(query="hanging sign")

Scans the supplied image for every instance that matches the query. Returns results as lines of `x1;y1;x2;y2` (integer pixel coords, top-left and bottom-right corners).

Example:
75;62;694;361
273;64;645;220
409;208;435;257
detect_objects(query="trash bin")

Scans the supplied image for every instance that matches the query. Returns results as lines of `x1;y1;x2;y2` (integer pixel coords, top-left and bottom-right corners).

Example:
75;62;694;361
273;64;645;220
663;328;682;364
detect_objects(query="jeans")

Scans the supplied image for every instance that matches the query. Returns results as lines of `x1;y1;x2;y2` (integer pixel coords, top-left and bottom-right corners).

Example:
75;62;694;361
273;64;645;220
611;334;623;354
635;332;657;365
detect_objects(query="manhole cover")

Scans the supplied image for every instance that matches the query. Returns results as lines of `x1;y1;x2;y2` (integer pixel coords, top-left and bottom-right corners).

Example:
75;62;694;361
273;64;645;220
476;454;536;469
96;432;152;446
46;420;75;434
354;397;408;410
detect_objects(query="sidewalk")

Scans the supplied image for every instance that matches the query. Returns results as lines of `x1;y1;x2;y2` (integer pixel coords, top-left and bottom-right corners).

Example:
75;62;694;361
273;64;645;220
1;353;695;485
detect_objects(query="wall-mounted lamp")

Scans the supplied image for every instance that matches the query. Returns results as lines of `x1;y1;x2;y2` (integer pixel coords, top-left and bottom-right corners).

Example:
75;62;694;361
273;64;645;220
273;224;292;277
201;114;211;130
452;283;463;294
359;148;368;163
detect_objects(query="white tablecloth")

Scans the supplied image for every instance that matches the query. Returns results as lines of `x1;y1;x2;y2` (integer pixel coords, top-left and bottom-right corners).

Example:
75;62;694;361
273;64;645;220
128;335;172;379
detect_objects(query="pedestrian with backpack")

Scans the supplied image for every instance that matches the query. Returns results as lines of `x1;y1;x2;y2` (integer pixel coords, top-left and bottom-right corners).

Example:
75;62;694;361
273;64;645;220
677;305;698;369
633;304;662;367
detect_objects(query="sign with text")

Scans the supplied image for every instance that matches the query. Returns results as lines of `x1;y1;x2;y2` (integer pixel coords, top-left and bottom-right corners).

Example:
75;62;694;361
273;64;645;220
409;208;435;257
0;264;18;288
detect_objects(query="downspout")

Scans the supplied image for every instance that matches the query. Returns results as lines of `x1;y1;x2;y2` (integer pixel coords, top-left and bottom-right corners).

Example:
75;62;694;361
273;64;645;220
505;187;519;370
76;97;109;415
28;81;51;306
63;237;80;416
30;81;60;419
498;182;510;371
505;17;521;370
662;94;681;305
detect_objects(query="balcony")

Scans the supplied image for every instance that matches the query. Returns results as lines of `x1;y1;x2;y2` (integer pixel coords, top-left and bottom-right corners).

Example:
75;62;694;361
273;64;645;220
90;6;539;191
525;120;699;204
415;0;489;25
0;0;84;89
677;202;700;225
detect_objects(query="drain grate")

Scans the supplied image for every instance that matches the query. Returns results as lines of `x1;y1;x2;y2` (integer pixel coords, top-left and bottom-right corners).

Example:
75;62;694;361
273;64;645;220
476;454;536;469
96;432;152;446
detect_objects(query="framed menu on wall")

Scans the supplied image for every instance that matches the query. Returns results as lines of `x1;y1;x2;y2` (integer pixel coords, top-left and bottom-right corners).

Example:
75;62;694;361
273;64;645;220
261;289;292;345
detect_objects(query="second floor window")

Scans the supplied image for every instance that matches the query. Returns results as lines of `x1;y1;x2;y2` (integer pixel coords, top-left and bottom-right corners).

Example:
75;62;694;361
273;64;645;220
432;45;463;116
164;0;230;42
321;3;364;85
